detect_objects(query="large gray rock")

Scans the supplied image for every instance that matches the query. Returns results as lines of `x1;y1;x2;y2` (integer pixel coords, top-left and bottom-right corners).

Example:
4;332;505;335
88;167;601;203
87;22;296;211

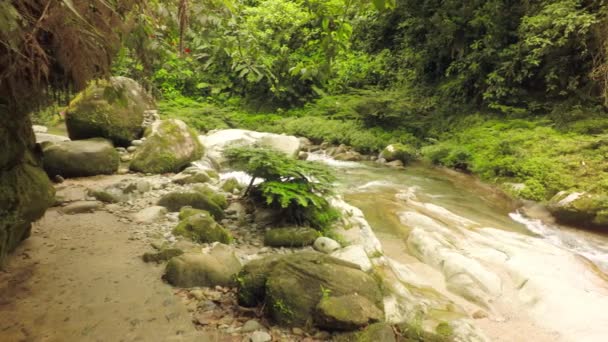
547;191;608;228
65;76;154;146
236;252;383;328
130;119;204;174
200;129;300;165
42;138;119;177
164;244;241;287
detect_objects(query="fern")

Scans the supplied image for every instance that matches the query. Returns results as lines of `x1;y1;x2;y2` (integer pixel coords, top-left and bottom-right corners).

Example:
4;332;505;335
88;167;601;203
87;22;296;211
225;146;338;230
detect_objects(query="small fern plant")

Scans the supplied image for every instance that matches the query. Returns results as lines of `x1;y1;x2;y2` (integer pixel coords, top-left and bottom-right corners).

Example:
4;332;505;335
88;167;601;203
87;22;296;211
225;146;339;230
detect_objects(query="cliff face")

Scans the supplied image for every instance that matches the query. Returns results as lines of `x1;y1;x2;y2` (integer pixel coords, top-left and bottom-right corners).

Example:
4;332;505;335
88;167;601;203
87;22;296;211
0;110;55;264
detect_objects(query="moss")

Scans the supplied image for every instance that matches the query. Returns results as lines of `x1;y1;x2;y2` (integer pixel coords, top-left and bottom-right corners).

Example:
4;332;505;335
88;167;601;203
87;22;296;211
178;207;207;220
333;323;396;342
221;177;242;193
158;191;224;220
264;227;320;247
42;138;119;178
89;189;119;203
173;172;210;185
172;212;232;244
142;248;184;263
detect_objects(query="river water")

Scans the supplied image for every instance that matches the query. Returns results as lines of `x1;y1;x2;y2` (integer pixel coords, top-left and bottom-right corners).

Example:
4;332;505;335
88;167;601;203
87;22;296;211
311;154;608;342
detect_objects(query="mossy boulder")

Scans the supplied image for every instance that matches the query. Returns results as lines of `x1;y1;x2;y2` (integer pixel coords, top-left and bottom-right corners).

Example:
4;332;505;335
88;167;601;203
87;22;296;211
65;77;154;146
236;251;384;328
158;190;224;220
173;212;232;244
548;191;608;228
380;143;417;164
130;119;203;174
164;244;241;287
221;177;242;193
333;323;396;342
42;138;119;177
264;227;320;247
192;184;228;209
315;294;383;330
1;114;55;264
173;172;211;185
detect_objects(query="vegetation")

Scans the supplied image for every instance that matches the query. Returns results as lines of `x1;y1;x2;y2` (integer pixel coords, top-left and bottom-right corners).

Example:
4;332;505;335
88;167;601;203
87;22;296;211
225;147;339;230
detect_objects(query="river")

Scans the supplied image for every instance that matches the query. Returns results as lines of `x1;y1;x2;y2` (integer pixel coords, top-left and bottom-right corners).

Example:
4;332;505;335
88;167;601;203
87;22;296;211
311;154;608;342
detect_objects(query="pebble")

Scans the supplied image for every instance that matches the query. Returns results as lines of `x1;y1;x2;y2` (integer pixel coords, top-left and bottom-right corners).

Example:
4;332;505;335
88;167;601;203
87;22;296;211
313;237;340;254
127;146;137;153
249;331;271;342
241;320;264;333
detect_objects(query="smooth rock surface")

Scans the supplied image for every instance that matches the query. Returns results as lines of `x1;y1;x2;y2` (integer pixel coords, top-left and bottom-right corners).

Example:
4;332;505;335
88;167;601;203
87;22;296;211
313;237;341;254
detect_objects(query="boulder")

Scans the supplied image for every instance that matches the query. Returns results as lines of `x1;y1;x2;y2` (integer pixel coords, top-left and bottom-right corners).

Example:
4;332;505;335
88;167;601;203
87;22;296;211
236;252;383;327
133;206;168;223
130;119;204;174
35;133;70;144
264;227;320;247
334;151;363;162
42;138;119;177
334;323;396;342
65;77;154;146
173;211;232;244
313;237;341;254
380;143;417;164
59;201;103;214
547;191;608;228
315;294;384;330
158;190;225;220
200;129;300;165
164;244;241;287
331;245;373;272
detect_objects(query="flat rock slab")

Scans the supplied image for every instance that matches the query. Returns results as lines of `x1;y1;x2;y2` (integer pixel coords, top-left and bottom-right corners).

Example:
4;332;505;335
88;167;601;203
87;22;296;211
59;200;103;214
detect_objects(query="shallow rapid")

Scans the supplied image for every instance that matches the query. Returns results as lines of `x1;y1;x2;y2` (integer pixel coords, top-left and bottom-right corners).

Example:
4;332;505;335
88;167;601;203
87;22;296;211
311;153;608;342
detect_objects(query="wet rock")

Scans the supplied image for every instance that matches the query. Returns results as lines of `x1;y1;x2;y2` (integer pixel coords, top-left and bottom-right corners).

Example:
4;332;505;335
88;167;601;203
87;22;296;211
315;294;383;330
313;237;340;254
42;138;119;177
173;211;232;244
164;244;241;287
60;201;102;214
35;133;70;144
264;227;320;247
547;191;608;228
331;245;372;272
142;248;183;263
65;76;153;146
133;206;167;223
130;119;204;174
236;252;383;327
380;143;417;164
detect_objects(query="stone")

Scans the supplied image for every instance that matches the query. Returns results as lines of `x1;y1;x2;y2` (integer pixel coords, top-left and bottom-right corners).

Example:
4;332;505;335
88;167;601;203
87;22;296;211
32;125;48;133
130;119;204;174
264;227;320;247
385;160;404;168
249;331;271;342
334;323;396;342
158;191;225;220
298;152;309;160
127;146;137;153
200;129;300;165
164;244;241;287
115;147;127;154
313;237;341;254
42;138;119;177
315;294;384;330
35;133;70;144
65;77;154;146
331;245;373;272
380;143;417;164
221;178;242;193
236;252;383;327
133;206;168;223
131;139;144;146
547;191;608;228
142;248;184;263
333;151;363;162
241;320;264;333
173;171;211;185
173;211;232;244
60;201;102;214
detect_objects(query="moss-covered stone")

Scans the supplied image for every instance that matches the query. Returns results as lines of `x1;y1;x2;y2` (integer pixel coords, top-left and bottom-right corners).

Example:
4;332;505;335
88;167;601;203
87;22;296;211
236;252;384;328
315;294;383;331
221;177;243;193
130;119;203;174
192;184;228;209
264;227;320;247
65;77;153;146
173;172;211;185
158;191;224;220
42;138;119;177
548;191;608;229
333;323;396;342
173;212;232;244
380;143;417;164
164;245;241;287
178;207;207;220
142;248;184;263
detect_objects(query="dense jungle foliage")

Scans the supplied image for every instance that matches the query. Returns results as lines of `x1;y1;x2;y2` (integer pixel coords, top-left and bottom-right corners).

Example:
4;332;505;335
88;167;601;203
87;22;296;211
24;0;608;203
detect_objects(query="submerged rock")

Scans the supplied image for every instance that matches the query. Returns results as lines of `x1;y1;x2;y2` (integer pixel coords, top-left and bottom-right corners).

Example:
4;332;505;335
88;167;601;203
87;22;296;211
236;251;383;328
65;77;154;146
264;227;320;247
42;138;119;178
164;244;241;287
130;119;203;174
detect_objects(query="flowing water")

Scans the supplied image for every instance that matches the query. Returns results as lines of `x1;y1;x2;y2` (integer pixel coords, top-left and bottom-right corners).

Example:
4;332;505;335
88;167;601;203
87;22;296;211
310;154;608;342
